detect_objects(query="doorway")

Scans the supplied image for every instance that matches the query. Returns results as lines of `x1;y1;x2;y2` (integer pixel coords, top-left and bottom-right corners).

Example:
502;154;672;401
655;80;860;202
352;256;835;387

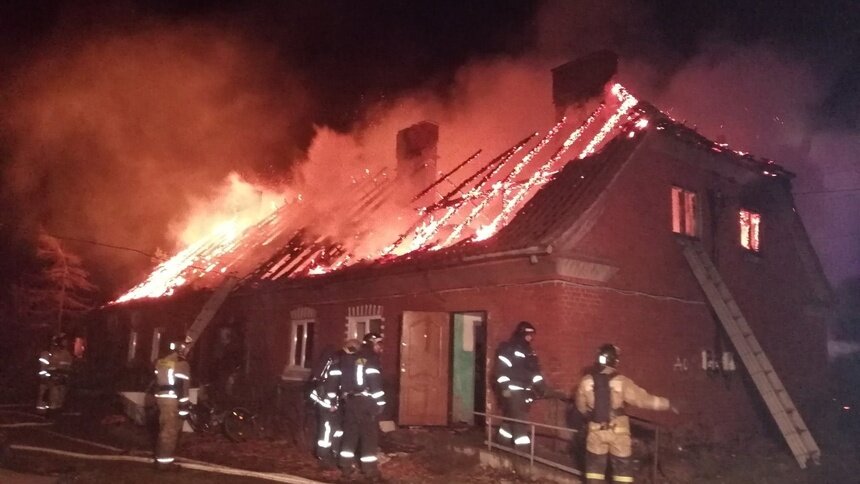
451;312;486;425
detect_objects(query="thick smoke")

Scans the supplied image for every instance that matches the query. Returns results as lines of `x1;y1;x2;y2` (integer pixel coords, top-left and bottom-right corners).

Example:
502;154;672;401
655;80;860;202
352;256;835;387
640;41;860;286
2;1;856;294
531;1;859;286
1;23;310;289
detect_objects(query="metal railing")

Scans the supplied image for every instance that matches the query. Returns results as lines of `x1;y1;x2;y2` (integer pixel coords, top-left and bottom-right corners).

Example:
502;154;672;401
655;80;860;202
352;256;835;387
476;411;662;483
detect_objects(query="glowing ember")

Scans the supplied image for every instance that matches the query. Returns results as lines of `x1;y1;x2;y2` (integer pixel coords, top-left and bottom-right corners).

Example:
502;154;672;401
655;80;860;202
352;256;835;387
112;173;290;303
117;83;665;302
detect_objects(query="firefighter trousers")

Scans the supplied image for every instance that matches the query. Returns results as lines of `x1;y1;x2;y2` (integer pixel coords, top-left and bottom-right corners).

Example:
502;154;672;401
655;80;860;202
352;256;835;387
37;379;67;412
498;395;531;449
338;396;380;476
155;398;181;466
316;407;343;465
584;427;634;483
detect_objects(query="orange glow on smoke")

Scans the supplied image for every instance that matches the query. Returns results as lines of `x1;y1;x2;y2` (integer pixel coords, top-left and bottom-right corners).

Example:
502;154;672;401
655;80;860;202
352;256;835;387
113;173;289;303
117;84;653;303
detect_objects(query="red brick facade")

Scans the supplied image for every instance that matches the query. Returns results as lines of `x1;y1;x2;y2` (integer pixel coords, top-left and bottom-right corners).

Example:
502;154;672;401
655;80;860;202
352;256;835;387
102;126;829;442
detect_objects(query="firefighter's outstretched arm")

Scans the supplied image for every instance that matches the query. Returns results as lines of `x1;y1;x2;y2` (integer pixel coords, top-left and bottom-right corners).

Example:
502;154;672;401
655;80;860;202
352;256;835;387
621;377;670;411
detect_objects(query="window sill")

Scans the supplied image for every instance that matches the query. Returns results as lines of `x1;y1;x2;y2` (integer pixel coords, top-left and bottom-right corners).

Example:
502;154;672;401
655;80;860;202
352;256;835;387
280;366;311;382
741;249;763;262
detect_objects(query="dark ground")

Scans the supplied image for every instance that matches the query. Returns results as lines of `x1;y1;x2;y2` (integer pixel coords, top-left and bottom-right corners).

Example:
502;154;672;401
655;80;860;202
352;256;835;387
2;381;860;484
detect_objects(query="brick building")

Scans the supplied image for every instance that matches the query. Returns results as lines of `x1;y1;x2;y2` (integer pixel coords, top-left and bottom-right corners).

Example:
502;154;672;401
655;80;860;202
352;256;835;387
102;54;830;443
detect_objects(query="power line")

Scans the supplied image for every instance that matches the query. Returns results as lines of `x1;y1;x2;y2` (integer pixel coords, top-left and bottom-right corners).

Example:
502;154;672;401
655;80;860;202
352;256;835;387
50;234;164;261
50;233;242;282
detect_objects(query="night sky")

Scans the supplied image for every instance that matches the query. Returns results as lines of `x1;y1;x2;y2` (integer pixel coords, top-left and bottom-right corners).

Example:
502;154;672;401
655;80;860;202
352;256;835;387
0;0;858;296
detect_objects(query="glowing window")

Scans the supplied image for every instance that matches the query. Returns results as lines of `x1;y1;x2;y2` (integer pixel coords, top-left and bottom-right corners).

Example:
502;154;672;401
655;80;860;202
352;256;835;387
739;209;761;252
671;187;698;237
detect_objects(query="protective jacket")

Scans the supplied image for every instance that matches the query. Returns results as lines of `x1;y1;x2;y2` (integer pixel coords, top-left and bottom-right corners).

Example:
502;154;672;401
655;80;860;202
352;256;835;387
154;353;191;404
325;349;385;407
38;348;73;381
37;347;73;411
310;352;340;410
310;351;345;464
153;351;191;467
575;367;669;433
494;337;545;401
326;346;385;477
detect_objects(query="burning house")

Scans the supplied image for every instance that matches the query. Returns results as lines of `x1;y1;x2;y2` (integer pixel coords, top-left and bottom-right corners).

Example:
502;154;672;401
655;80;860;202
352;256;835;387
99;52;830;459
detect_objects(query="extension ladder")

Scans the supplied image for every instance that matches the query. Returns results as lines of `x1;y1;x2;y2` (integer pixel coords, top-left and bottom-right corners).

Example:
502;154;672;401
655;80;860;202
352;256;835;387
184;276;239;352
680;239;820;468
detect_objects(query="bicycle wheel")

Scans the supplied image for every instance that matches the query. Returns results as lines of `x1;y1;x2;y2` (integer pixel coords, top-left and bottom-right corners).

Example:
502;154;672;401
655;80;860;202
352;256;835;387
187;403;214;433
223;407;260;442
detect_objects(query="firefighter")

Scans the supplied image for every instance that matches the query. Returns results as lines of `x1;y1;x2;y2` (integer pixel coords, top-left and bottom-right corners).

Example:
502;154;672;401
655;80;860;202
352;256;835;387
152;340;191;470
575;344;677;483
310;339;360;466
494;321;546;450
36;333;73;414
327;332;386;481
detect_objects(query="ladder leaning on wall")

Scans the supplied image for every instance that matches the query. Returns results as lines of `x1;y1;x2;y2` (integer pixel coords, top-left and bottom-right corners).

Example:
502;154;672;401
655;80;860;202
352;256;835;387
680;239;821;469
184;276;240;353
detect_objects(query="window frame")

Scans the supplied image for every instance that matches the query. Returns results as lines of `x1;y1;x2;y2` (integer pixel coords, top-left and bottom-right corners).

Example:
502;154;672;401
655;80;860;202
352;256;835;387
288;318;315;370
739;208;762;253
282;307;317;381
150;327;163;362
127;330;138;363
670;185;700;238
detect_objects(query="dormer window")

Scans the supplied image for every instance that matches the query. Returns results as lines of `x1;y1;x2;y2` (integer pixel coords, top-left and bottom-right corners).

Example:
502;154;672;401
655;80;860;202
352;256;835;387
739;209;761;252
671;186;698;237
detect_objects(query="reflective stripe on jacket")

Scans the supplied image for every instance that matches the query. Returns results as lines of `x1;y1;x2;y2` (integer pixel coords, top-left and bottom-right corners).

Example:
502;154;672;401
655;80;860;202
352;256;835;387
493;339;545;397
154;353;191;399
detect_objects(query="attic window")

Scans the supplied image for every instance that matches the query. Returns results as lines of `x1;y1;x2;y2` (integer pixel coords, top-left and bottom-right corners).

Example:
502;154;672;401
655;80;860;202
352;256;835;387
671;186;698;237
739;209;761;252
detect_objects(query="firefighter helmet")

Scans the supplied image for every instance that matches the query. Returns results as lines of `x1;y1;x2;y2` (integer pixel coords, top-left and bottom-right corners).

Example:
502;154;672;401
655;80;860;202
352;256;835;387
514;321;536;337
168;340;187;353
597;344;620;368
343;339;361;354
363;332;383;345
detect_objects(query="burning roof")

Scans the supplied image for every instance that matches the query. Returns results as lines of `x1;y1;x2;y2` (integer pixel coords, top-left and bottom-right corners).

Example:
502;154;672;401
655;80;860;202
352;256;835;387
113;80;788;304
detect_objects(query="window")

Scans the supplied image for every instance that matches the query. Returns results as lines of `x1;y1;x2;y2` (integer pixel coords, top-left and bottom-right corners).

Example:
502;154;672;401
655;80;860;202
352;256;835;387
671;186;698;237
150;328;163;362
739;209;761;252
288;307;316;371
73;337;86;359
346;304;385;340
127;330;138;362
290;319;315;368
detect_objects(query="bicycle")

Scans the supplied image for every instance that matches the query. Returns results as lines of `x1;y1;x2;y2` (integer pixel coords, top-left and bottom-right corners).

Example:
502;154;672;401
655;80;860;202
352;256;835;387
186;389;261;443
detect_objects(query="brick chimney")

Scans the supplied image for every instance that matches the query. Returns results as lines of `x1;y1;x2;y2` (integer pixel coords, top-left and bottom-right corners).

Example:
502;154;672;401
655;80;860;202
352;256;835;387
396;121;438;201
551;50;619;120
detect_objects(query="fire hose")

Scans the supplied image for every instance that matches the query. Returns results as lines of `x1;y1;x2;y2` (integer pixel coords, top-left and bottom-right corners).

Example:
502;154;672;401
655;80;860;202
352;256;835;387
7;444;325;483
0;408;319;482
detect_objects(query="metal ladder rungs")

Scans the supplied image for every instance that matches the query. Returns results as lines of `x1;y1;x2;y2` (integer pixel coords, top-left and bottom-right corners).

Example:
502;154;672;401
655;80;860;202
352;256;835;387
680;240;820;468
